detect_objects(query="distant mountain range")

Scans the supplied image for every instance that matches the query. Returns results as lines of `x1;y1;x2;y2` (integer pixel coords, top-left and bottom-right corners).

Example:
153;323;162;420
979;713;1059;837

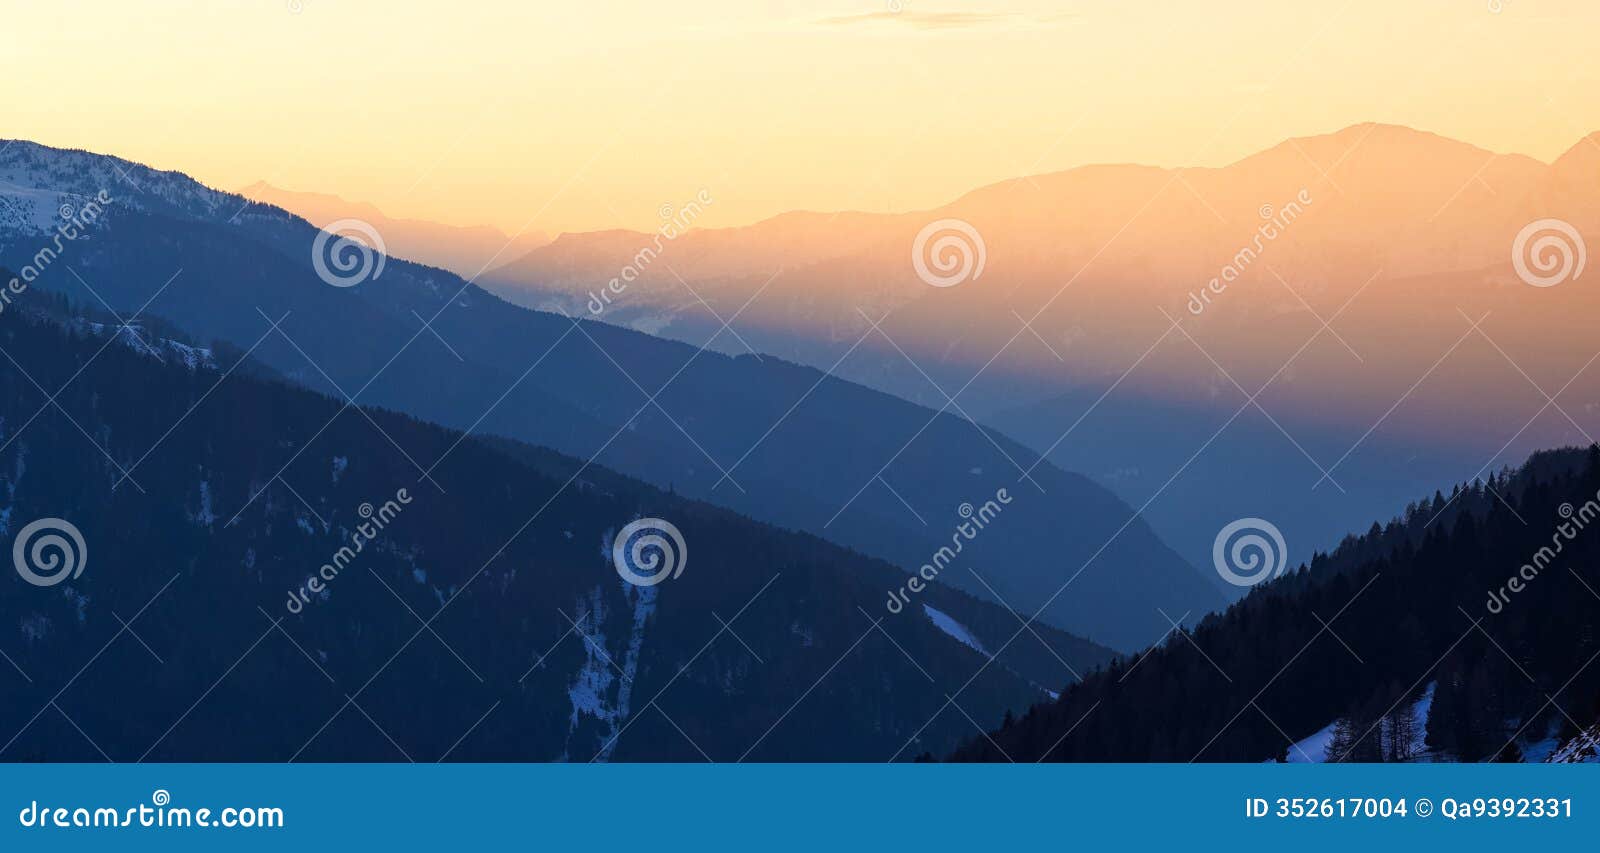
476;124;1600;572
0;139;1223;651
0;294;1113;760
6;129;1597;765
238;181;549;280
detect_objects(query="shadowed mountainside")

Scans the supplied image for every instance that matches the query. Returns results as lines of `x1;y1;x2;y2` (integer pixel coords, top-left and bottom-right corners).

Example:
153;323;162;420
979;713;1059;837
0;141;1221;650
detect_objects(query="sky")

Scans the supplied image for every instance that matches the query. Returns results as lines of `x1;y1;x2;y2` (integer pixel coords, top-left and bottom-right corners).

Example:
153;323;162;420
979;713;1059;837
5;0;1598;235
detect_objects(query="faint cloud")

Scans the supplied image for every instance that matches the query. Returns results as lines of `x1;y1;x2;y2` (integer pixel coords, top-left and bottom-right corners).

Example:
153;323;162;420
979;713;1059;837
814;9;1074;31
818;11;1007;29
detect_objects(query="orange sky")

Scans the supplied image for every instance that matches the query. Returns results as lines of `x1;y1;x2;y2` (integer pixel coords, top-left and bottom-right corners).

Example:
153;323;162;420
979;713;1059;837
5;1;1597;235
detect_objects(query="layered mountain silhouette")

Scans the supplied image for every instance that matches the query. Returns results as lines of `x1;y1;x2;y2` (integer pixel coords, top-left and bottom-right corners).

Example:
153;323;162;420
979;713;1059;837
239;181;549;280
6;127;1597;765
0;292;1114;760
479;124;1600;573
950;447;1600;763
0;140;1222;651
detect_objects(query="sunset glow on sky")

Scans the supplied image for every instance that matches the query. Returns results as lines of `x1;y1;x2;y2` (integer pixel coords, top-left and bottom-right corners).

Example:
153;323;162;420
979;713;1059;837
6;0;1598;234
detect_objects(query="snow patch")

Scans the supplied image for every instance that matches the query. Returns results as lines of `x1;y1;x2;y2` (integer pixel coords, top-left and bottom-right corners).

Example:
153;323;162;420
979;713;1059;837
76;321;215;371
20;614;51;644
1547;724;1600;763
565;579;657;762
789;620;814;648
190;480;217;527
61;586;89;624
1286;720;1339;763
923;604;987;655
1286;683;1434;763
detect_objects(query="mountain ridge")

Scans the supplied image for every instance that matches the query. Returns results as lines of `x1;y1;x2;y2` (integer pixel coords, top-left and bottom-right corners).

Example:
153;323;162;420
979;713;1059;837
0;139;1220;651
0;290;1114;760
470;121;1600;581
238;180;550;279
950;446;1600;762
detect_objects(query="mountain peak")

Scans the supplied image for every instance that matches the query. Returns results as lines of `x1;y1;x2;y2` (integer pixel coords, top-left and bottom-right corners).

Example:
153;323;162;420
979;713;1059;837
0;137;252;232
1237;122;1505;169
240;180;389;223
1552;132;1600;171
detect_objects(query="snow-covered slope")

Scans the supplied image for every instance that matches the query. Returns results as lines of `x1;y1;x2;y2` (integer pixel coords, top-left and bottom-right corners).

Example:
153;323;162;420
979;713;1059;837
923;604;987;656
76;320;217;371
1547;725;1600;763
0;140;263;231
0;137;1212;654
1286;683;1435;763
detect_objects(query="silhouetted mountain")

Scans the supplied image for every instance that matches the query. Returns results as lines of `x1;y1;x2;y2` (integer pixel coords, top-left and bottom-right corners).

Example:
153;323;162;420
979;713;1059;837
479;124;1600;577
480;124;1562;406
0;139;1222;650
239;181;549;280
985;386;1489;584
0;293;1113;760
950;447;1600;762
